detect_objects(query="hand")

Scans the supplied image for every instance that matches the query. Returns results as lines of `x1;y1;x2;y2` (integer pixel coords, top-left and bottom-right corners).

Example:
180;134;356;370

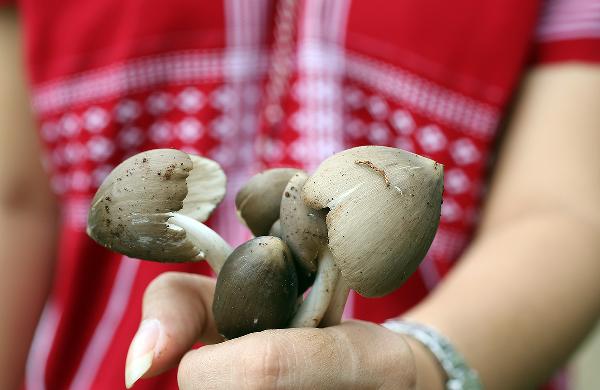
125;272;417;389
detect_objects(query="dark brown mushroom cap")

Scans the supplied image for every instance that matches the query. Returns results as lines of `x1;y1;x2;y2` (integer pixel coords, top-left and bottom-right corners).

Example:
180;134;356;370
235;168;301;236
279;171;328;274
86;149;226;262
302;146;444;297
213;236;298;339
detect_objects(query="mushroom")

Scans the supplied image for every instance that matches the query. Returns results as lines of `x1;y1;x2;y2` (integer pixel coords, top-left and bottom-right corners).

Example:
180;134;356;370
87;149;232;272
236;167;317;293
235;168;301;236
268;220;282;237
279;172;335;327
212;236;298;339
291;146;444;326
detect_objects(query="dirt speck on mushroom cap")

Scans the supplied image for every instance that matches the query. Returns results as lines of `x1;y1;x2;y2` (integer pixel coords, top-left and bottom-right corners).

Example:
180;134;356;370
302;146;444;297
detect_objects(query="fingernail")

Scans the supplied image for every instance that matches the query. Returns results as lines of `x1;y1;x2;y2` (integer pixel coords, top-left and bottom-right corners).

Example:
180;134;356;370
125;319;161;388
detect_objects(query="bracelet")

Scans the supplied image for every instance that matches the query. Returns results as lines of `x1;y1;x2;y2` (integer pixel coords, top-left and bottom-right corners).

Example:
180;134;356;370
382;319;483;390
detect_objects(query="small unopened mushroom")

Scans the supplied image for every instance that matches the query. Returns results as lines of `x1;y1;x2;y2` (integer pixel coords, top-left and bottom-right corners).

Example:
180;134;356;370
213;236;298;339
235;168;301;236
295;146;443;326
87;149;232;272
279;172;335;327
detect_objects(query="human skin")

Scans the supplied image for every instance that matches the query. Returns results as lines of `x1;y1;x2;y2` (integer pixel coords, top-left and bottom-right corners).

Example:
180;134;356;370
128;65;600;390
0;8;58;390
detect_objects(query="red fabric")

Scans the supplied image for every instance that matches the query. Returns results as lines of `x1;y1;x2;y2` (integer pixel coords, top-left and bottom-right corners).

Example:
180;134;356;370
11;0;599;389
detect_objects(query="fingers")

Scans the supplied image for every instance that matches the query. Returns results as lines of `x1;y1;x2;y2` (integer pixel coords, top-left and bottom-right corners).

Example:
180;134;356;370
177;321;416;390
125;272;223;388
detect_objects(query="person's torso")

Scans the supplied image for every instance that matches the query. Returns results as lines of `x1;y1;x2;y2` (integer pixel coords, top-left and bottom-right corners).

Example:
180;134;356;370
19;1;550;388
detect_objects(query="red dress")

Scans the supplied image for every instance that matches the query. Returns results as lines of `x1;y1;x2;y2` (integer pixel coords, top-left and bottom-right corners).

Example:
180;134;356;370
2;0;598;388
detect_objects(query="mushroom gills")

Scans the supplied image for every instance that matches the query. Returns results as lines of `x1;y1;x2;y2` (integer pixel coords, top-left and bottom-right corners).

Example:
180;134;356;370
213;236;298;339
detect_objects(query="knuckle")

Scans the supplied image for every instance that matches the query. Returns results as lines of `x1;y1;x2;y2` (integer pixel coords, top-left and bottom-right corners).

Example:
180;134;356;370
241;336;285;390
143;271;182;301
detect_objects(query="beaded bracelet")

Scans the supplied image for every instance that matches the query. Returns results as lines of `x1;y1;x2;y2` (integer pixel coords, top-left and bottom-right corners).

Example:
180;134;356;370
382;319;483;390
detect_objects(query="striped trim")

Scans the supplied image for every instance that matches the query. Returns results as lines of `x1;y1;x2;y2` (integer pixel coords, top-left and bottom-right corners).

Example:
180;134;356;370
32;50;498;139
293;0;351;170
25;300;61;390
537;0;600;41
32;49;269;115
69;256;140;389
345;51;499;139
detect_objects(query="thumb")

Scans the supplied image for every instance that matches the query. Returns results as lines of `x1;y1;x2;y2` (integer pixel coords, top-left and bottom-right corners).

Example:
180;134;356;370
125;272;223;388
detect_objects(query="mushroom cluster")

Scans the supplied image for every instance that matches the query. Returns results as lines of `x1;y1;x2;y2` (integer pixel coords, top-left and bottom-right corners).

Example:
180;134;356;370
88;146;443;338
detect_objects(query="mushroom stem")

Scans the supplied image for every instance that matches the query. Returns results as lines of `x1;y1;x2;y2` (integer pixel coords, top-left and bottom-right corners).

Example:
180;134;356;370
288;247;339;328
319;279;351;327
167;213;233;273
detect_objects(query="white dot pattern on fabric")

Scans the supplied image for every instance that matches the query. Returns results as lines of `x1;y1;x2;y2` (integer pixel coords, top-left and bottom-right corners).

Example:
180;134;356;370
344;86;365;109
146;92;173;115
441;197;462;222
117;126;145;149
367;122;390;144
176;87;205;113
390;109;416;135
417;124;447;153
148;120;173;144
60;113;81;137
367;95;389;120
114;100;141;123
63;142;87;164
70;170;92;192
83;107;109;133
450;138;480;165
87;137;115;162
445;168;470;194
176;117;204;143
210;86;236;111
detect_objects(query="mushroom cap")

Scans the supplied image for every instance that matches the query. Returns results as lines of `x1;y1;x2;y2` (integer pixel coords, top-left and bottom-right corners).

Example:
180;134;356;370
302;146;443;297
235;168;301;236
86;149;226;262
279;171;328;274
213;236;298;339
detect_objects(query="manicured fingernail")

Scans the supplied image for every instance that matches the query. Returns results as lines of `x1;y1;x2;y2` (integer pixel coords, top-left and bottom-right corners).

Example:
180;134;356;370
125;319;161;388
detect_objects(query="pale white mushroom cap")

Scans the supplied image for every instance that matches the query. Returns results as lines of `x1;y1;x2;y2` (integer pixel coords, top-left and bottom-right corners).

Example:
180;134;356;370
302;146;443;297
87;149;226;262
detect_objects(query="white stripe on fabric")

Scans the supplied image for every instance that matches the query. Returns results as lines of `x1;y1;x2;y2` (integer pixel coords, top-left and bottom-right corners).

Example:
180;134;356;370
345;51;499;138
537;0;600;41
33;50;270;115
68;256;140;390
32;49;498;139
25;300;61;390
294;0;350;171
215;0;266;245
294;0;354;315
